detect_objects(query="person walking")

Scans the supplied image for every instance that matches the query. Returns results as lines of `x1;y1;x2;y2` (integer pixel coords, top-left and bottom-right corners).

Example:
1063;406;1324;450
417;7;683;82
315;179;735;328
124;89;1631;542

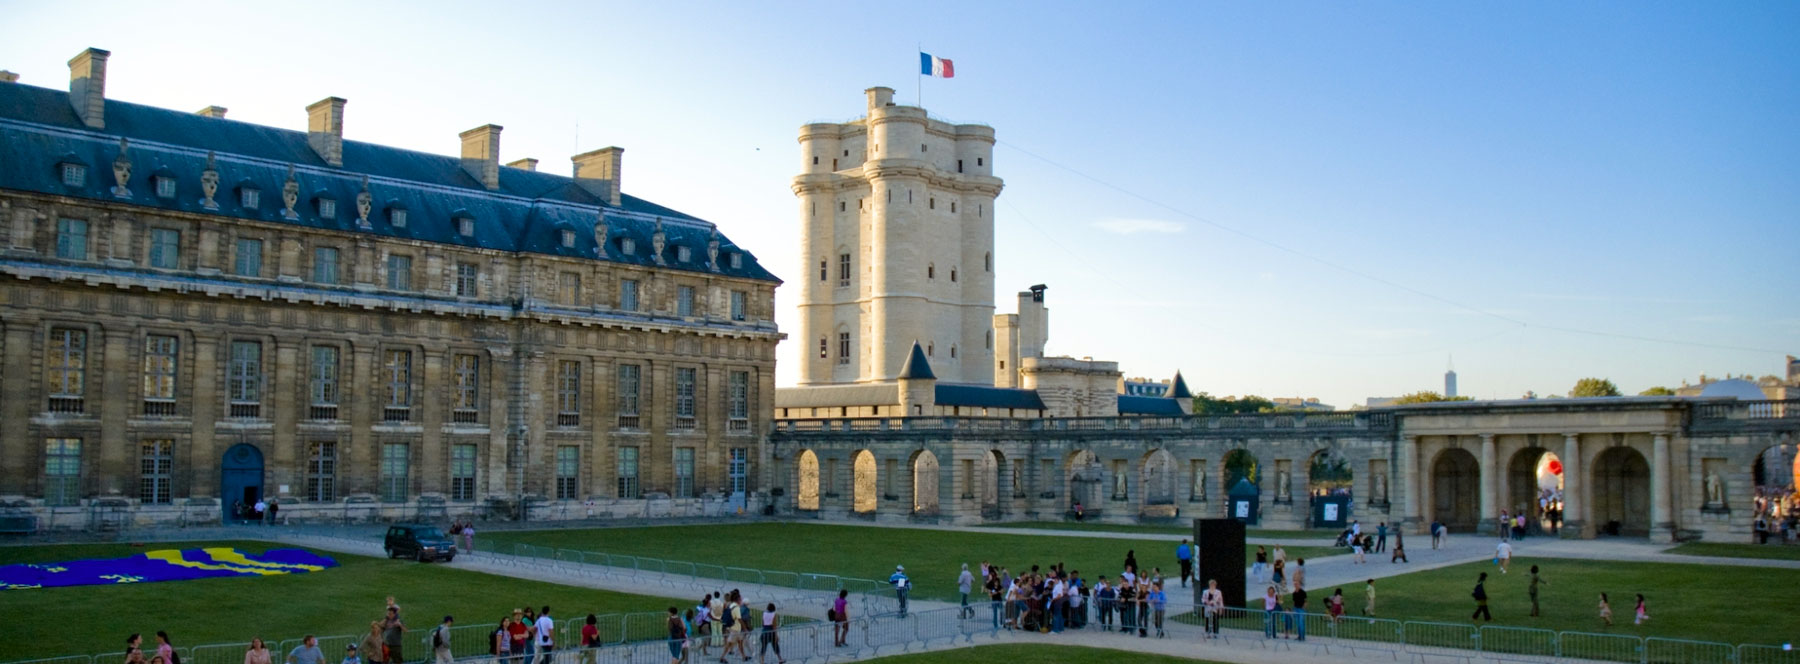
1201;579;1224;639
1149;581;1168;638
155;631;176;664
507;610;529;664
254;498;268;525
1253;546;1269;583
1472;573;1492;622
430;616;454;664
1496;539;1513;574
889;565;911;617
286;637;324;664
533;606;554;664
246;639;273;664
580;615;601;664
1354;533;1367;563
1634;594;1650;625
1431;520;1445;549
757;603;784;664
957;564;975;619
382;607;406;664
461;523;476;553
1528;565;1548;617
1175;539;1194;588
707;593;725;652
1327;588;1345;624
358;623;384;664
831;590;849;647
1598;593;1613;626
1293;558;1306;591
1392;530;1409;563
488;618;509;664
1262;586;1281;639
1375;522;1388;552
665;607;687;664
1499;510;1511;541
1271;559;1286;593
1363;579;1377;617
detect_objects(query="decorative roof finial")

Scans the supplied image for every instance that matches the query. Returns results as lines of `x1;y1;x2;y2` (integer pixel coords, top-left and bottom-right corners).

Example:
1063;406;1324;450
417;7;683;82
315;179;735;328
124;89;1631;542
651;217;667;265
355;175;374;229
280;164;300;221
110;137;133;198
199;151;220;210
707;228;721;271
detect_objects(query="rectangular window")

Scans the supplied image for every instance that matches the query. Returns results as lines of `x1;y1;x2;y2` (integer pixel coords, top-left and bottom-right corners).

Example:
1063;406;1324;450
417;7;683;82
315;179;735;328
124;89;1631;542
728;370;750;432
318;199;337;220
674;367;697;429
616;446;640;498
156;177;177;199
228;340;261;417
454;262;478;297
453;354;480;423
44;438;82;506
383;350;411;422
233;238;262;277
308;441;337;503
728;447;748;495
142;334;178;416
616;363;641;428
55;219;88;260
838;332;851;365
677;285;695;316
309;345;339;420
148;229;181;269
312;247;340;284
450;444;477;501
675;447;695;498
48;327;88;412
556;360;581;426
620;279;639;311
139;439;173;505
838;253;851;285
556;446;580;499
386;254;412;291
240;188;260;210
61;164;85;187
380;443;409;502
730;291;747;321
558;271;582;306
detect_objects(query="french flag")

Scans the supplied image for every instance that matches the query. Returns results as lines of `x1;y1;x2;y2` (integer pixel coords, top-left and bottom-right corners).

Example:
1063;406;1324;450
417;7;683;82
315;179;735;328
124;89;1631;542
920;52;954;78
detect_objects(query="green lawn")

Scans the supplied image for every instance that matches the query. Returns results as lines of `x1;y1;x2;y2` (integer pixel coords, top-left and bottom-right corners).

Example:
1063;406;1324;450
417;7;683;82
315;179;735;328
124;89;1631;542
485;523;1336;601
863;643;1215;663
1264;557;1800;646
980;520;1343;541
1665;542;1800;561
0;541;687;662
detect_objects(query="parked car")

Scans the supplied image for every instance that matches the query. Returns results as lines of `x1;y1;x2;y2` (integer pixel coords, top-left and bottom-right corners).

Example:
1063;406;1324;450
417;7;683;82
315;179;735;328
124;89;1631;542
384;524;456;562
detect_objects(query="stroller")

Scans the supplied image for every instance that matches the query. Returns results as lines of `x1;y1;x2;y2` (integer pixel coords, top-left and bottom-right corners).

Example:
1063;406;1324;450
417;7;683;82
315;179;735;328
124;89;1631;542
1334;528;1356;549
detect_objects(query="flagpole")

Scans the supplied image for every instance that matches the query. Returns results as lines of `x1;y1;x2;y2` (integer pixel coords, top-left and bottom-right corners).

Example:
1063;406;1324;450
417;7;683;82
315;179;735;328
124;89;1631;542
917;43;923;108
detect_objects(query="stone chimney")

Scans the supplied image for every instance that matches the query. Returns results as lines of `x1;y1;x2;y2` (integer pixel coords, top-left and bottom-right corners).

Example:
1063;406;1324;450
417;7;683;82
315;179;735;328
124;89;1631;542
866;86;895;111
459;124;503;190
505;157;539;172
195;106;228;118
306;97;346;168
68;48;110;129
0;71;18;83
571;146;624;206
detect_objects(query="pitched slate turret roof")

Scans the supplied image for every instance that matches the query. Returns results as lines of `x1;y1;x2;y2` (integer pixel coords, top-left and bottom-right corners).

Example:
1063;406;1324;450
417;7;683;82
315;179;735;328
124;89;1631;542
1165;371;1192;399
0;82;779;283
898;341;936;380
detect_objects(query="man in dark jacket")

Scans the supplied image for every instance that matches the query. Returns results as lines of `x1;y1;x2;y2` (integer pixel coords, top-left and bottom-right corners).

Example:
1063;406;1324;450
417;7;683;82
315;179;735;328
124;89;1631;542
1471;572;1492;621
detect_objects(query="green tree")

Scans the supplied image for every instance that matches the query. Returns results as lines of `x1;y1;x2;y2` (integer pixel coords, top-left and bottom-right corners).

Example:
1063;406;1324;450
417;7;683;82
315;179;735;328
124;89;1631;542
1571;377;1622;397
1392;390;1473;404
1638;386;1676;396
1192;392;1277;415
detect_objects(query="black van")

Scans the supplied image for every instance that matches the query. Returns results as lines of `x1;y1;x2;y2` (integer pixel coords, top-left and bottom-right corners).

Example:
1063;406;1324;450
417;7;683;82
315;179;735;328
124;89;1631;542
384;524;457;562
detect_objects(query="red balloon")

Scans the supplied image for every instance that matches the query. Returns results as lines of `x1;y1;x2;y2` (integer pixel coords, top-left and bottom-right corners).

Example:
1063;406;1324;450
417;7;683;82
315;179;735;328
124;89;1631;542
1548;459;1564;475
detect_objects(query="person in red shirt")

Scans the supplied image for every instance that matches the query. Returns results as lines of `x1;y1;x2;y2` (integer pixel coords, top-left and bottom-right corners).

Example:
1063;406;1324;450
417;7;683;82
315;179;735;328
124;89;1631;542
506;609;529;663
579;615;600;664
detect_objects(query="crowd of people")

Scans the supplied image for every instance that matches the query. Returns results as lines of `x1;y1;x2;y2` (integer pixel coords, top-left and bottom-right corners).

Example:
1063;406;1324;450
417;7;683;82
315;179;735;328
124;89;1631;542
942;549;1175;639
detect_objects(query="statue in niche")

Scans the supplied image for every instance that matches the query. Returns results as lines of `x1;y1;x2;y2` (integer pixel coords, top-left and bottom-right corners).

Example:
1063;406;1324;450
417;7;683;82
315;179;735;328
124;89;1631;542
1277;470;1291;498
355;176;373;228
593;218;609;252
707;228;721;271
1192;470;1206;501
281;164;300;221
1112;469;1127;500
1706;473;1724;505
1374;473;1389;502
651;218;667;265
110;138;133;198
199;151;220;210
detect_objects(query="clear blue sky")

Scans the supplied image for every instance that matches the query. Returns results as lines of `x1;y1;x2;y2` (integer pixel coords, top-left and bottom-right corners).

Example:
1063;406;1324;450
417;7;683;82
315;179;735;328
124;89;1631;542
6;1;1796;406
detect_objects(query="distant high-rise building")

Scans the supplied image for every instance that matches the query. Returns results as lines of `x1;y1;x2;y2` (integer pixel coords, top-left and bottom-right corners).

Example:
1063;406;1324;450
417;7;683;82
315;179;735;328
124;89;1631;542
1445;359;1458;398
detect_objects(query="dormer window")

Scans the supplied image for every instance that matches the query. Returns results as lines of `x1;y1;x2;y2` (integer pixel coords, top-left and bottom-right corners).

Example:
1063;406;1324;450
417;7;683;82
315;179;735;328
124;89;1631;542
676;246;691;262
154;176;177;199
240;187;261;210
620;238;636;255
317;198;337;220
61;163;87;187
560;229;576;248
729;253;742;269
389;208;408;228
458;217;475;237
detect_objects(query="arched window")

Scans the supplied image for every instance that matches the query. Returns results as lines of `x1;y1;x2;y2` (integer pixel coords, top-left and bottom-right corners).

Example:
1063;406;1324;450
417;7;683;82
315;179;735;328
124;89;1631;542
818;338;827;359
984;252;991;272
985;330;992;349
927;264;935;279
950;269;957;282
950;345;957;359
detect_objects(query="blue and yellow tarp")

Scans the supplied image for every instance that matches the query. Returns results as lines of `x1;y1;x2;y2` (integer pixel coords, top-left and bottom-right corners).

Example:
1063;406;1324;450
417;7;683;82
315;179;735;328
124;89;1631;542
0;547;337;590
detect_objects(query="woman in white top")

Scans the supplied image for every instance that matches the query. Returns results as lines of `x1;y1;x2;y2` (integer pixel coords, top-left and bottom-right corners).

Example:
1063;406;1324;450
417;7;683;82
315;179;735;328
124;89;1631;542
757;603;783;664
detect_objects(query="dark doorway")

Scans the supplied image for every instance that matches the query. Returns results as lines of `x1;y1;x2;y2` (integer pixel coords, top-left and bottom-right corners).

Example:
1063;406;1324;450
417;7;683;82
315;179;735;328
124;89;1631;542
1432;448;1480;532
1592;446;1650;536
220;443;265;524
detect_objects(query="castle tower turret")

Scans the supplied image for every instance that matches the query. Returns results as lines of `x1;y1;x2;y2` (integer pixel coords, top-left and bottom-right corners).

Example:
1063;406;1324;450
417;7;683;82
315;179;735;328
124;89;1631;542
793;87;1003;385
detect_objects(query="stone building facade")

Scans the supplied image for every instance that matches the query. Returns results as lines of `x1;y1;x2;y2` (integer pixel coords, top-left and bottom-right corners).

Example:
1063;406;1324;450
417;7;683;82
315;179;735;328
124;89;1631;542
0;48;782;529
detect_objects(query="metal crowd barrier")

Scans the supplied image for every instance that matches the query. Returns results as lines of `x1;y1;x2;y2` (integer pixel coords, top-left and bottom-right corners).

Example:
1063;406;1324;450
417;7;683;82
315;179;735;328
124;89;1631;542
1560;631;1649;663
1646;637;1737;664
1404;620;1481;662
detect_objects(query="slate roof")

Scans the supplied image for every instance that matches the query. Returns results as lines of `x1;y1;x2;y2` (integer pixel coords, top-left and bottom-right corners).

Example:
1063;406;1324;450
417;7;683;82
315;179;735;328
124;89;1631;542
0;82;778;283
935;384;1047;410
898;342;936;380
1117;395;1184;416
1165;371;1192;399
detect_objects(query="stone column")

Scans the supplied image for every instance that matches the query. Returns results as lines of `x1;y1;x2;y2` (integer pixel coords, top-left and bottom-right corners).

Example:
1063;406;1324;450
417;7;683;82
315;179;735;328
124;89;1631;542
271;339;301;498
1402;435;1422;533
484;345;513;498
1651;432;1674;543
1479;433;1497;536
419;350;446;496
1562;433;1585;539
0;324;37;495
99;329;133;496
188;334;220;497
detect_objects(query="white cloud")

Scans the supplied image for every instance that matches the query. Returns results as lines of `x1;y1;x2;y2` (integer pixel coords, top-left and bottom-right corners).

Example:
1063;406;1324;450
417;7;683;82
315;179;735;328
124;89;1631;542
1093;218;1184;234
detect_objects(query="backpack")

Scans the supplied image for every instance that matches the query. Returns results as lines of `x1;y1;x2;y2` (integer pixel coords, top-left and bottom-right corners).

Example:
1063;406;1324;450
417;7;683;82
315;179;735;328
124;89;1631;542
722;605;736;629
433;626;447;649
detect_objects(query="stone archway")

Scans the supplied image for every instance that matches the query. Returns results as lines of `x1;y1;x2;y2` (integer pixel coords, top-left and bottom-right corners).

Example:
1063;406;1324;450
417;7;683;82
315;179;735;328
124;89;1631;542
980;450;1005;518
1140;449;1177;517
852;449;877;513
1752;441;1797;526
910;449;940;515
796;449;820;511
1307;449;1353;499
1507;447;1561;532
1592;446;1650;537
1222;449;1259;518
1066;450;1103;513
1432;448;1480;532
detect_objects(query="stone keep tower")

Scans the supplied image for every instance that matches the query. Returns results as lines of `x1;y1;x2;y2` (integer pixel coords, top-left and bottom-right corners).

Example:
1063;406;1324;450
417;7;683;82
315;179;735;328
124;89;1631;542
793;87;1004;385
